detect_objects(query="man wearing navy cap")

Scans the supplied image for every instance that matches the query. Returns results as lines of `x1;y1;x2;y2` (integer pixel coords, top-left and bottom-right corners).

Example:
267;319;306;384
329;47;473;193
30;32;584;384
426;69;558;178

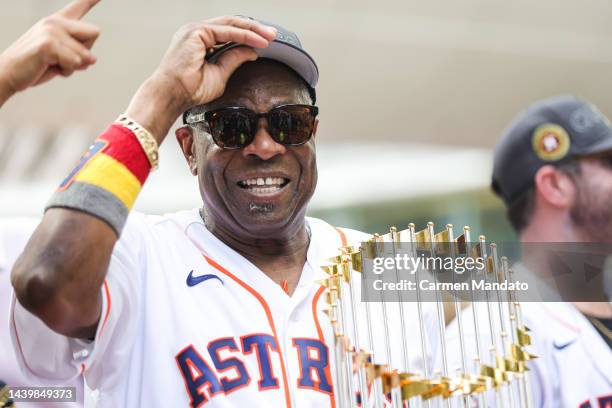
491;95;612;407
450;95;612;407
493;95;612;241
10;15;437;407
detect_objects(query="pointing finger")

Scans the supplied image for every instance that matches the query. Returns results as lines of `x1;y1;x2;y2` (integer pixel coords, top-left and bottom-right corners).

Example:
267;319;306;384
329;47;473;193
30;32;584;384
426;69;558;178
57;0;101;20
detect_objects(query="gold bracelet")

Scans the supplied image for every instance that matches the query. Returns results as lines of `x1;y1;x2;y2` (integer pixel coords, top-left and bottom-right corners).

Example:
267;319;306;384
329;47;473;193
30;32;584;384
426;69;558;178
115;114;159;169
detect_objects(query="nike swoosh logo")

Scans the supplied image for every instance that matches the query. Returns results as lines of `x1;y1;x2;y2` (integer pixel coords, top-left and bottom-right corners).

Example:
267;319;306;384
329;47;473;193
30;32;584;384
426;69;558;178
186;270;224;287
553;341;574;350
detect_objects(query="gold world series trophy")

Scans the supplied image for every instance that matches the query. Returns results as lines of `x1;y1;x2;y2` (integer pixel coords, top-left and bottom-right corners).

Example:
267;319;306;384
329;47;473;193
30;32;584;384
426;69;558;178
319;222;536;408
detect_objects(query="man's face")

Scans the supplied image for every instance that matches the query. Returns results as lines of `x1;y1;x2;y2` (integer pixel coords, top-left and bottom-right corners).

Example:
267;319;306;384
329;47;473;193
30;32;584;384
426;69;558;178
570;154;612;242
180;60;318;239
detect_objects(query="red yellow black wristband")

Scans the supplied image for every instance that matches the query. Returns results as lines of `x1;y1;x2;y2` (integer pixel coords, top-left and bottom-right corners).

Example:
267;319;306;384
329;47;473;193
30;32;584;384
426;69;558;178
46;123;153;235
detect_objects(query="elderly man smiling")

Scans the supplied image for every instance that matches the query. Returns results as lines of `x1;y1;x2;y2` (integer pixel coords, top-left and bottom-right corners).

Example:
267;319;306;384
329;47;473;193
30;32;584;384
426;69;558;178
9;14;438;407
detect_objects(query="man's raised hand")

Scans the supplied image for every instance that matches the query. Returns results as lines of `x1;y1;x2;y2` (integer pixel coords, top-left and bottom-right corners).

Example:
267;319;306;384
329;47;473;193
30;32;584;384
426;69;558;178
125;16;277;143
0;0;101;106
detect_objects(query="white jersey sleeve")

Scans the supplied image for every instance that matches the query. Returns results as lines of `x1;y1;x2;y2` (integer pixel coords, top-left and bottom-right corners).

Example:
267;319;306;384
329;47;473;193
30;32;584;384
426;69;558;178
1;217;40;384
10;212;148;389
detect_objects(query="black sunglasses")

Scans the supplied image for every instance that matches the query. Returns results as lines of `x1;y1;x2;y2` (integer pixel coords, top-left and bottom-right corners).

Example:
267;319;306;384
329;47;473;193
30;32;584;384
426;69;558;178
184;104;319;149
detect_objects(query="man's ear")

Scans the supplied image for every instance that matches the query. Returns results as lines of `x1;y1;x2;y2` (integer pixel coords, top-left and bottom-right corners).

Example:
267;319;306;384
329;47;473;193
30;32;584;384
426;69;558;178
533;165;576;209
176;126;198;175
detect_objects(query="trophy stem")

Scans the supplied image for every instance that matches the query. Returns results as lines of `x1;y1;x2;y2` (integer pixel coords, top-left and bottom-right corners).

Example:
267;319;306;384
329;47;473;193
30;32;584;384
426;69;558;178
346;260;369;408
337;283;356;406
480;237;505;408
427;222;451;408
465;227;488;408
410;223;433;408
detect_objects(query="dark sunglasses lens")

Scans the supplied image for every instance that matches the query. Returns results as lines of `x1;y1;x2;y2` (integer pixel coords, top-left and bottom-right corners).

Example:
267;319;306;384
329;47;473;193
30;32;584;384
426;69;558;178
269;106;315;145
208;110;254;148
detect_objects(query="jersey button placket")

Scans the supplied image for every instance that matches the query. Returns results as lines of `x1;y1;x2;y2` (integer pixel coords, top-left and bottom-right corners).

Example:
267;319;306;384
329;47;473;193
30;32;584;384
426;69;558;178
283;312;298;408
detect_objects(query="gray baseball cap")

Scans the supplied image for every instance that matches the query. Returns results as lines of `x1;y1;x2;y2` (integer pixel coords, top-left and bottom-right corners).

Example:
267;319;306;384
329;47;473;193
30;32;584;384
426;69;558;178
206;17;318;89
492;95;612;204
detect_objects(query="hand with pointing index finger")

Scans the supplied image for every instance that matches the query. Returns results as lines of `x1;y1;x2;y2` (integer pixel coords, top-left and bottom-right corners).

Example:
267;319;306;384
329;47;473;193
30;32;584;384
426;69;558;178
0;0;101;107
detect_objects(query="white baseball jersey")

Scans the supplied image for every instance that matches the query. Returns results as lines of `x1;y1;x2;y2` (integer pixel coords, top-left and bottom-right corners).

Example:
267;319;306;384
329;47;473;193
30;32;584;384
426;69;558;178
0;217;85;407
10;209;439;407
447;301;612;408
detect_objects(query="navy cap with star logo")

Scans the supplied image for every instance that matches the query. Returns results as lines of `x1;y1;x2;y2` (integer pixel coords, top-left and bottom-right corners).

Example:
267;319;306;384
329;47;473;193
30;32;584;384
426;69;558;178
492;95;612;204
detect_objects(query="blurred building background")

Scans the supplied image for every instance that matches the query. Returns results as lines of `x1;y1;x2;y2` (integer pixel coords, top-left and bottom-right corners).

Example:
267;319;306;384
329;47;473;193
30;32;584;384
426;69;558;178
2;0;612;240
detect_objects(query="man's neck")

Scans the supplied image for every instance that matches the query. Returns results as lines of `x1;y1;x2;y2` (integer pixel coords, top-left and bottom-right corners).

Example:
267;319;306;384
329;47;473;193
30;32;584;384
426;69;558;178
202;210;311;295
